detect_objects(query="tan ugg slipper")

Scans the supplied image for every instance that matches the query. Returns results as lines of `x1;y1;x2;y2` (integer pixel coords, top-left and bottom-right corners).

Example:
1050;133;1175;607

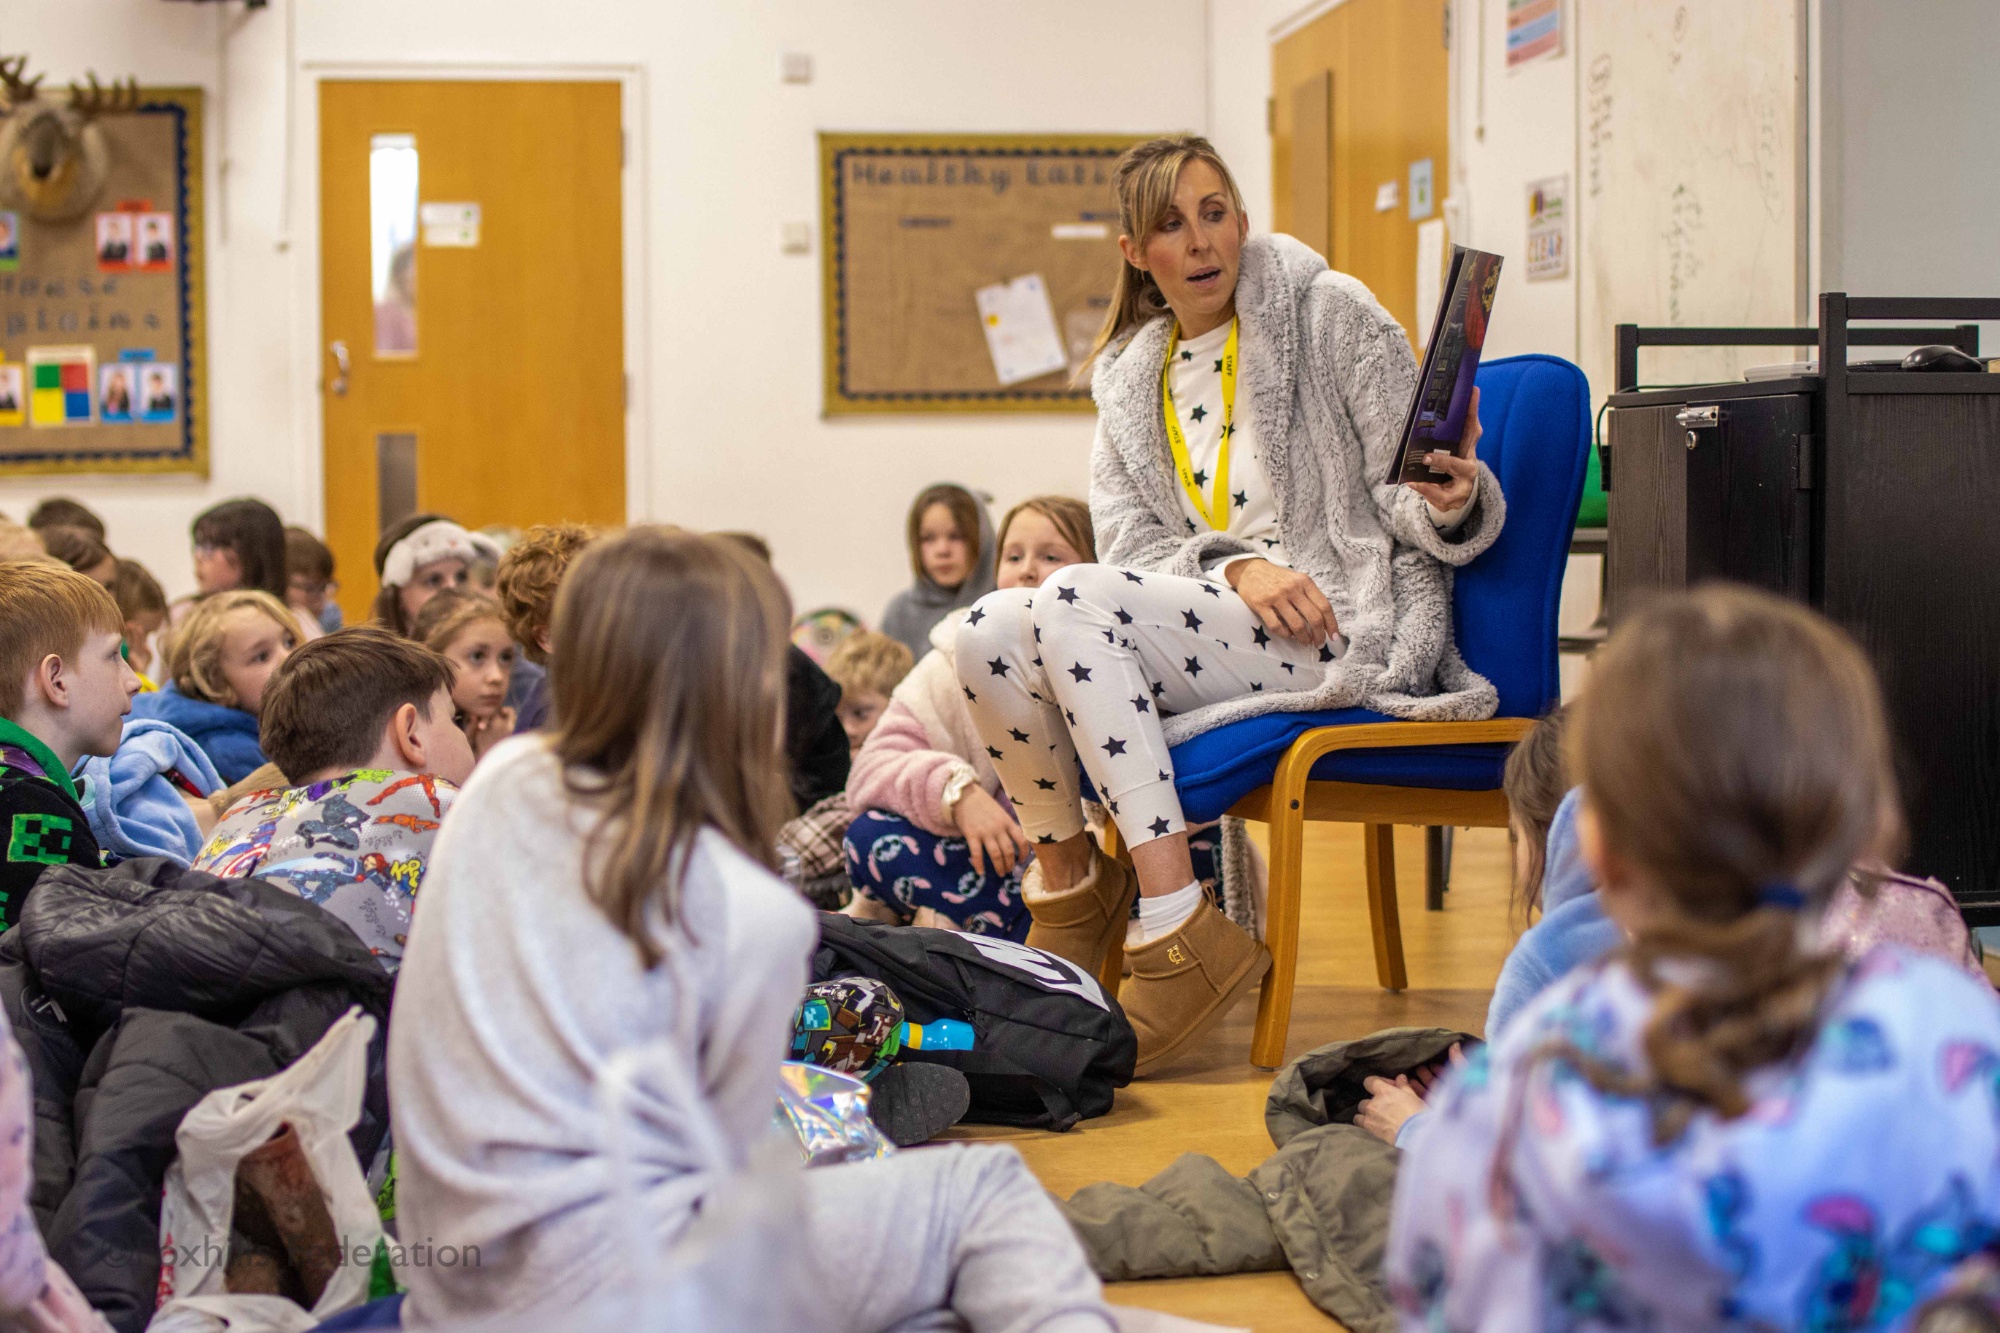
1123;899;1271;1076
1022;849;1137;975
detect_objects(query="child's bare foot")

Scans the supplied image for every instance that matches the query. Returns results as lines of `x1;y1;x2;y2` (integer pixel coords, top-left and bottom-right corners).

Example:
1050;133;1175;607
911;907;965;932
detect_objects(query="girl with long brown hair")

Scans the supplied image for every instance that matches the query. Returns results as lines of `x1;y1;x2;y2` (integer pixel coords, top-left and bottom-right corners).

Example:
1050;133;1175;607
958;134;1505;1073
387;526;1112;1330
1384;585;2000;1331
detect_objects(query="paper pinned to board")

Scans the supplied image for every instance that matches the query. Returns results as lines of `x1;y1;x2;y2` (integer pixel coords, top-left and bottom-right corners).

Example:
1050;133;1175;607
975;273;1068;386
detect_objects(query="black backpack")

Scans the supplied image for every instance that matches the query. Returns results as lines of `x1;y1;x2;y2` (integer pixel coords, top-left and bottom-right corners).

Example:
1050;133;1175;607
811;914;1136;1132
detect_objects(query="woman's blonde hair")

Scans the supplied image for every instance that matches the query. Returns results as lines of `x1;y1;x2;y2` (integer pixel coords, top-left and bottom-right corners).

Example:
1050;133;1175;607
549;527;794;967
167;589;301;706
998;495;1097;565
1556;584;1902;1144
1083;134;1246;375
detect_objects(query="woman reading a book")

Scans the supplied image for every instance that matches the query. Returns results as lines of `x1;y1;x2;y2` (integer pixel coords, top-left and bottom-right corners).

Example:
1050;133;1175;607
955;135;1505;1070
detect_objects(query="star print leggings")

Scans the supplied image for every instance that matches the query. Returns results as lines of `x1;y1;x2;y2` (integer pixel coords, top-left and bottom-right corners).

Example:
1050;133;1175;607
956;564;1327;851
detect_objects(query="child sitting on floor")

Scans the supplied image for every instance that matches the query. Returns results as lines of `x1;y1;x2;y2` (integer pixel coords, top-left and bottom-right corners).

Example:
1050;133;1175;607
193;627;473;971
829;629;914;757
776;629;914;908
285;524;342;635
880;482;997;661
413;588;518;763
1356;706;1619;1146
129;590;297;783
844;497;1095;938
108;557;167;688
387;527;1112;1330
189;498;290;601
371;513;499;637
1385;585;2000;1332
0;562;138;926
494;521;599;731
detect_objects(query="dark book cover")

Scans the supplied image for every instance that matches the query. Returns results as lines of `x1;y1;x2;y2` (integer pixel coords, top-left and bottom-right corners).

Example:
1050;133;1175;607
1387;246;1504;486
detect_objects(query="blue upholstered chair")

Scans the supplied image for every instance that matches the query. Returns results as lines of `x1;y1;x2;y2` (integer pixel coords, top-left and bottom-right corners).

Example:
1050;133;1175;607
1101;354;1592;1068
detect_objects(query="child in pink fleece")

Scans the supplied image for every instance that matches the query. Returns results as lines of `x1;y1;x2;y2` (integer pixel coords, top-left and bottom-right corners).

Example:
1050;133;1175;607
844;498;1095;937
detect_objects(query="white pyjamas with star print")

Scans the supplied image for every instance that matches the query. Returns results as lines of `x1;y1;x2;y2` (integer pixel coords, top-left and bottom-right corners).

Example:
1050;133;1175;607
955;563;1331;850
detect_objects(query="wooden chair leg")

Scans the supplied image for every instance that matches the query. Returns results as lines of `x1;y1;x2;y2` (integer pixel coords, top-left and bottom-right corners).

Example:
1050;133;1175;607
1424;826;1446;911
1364;823;1409;991
1250;798;1305;1070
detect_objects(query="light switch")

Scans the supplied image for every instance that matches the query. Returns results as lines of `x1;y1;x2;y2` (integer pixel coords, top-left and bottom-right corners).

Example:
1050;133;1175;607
780;51;813;84
781;222;811;254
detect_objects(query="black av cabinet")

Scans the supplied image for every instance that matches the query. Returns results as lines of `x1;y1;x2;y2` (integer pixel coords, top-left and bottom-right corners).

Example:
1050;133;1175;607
1603;295;2000;920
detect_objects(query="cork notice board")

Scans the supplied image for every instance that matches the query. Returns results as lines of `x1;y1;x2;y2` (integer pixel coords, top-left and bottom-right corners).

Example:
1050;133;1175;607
820;133;1150;415
0;88;207;475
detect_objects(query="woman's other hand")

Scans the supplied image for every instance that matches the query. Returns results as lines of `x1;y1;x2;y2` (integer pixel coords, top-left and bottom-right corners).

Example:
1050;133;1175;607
1409;387;1483;514
952;784;1034;878
1356;1074;1429;1145
1225;558;1340;647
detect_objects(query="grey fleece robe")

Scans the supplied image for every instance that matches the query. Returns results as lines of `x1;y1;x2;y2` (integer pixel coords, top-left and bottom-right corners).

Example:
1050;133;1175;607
1089;232;1507;742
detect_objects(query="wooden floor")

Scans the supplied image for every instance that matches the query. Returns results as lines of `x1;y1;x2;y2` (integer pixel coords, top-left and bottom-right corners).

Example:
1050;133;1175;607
952;823;1522;1332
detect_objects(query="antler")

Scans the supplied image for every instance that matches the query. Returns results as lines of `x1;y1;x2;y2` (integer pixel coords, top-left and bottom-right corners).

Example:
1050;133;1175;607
0;55;43;110
66;71;139;122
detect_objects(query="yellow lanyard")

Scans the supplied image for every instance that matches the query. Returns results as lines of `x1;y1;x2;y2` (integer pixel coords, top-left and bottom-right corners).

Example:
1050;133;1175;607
1161;319;1238;530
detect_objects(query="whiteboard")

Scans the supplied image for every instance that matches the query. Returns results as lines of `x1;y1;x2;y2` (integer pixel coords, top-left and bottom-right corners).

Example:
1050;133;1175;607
1577;0;1806;395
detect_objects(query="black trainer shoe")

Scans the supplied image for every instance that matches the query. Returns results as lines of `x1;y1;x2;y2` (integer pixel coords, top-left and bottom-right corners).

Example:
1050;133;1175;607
868;1061;972;1146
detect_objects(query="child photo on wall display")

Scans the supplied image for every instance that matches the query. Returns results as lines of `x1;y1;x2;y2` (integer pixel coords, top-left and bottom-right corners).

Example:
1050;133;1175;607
139;364;177;423
98;364;134;423
0;365;21;426
138;213;175;271
95;212;132;270
0;211;18;271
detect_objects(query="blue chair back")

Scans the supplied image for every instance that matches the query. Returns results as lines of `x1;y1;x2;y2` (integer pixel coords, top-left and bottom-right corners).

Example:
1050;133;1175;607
1456;354;1592;718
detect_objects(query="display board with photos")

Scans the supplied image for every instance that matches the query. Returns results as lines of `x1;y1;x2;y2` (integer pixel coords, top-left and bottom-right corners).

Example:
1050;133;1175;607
0;87;207;475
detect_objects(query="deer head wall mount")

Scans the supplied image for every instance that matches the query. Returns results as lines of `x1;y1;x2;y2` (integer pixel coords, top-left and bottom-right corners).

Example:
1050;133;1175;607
0;56;140;223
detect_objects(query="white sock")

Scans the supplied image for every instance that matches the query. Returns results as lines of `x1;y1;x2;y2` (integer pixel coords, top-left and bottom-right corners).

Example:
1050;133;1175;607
1129;881;1203;946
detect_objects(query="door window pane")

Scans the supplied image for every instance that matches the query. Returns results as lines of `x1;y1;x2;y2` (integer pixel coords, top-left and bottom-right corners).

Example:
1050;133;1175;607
370;133;419;356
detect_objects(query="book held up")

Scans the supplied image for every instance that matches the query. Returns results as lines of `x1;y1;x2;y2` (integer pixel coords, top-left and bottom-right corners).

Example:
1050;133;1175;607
1387;246;1504;486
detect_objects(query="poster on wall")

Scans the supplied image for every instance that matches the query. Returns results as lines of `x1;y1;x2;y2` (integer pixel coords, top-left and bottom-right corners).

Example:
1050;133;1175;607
1525;175;1569;281
0;85;207;476
1507;0;1564;69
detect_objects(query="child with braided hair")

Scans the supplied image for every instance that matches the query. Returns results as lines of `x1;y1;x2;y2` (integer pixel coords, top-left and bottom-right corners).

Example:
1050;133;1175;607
1386;585;2000;1333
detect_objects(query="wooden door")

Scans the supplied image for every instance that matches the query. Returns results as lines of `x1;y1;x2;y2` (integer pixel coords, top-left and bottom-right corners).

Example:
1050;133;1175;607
1271;0;1449;340
319;79;624;622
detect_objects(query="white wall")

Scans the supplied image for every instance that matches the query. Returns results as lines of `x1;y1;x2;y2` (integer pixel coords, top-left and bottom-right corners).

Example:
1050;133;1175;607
1447;0;1577;362
3;0;1209;619
1821;0;2000;331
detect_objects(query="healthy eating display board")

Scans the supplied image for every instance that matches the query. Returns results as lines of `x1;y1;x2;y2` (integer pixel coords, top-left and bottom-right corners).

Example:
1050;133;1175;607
819;132;1153;415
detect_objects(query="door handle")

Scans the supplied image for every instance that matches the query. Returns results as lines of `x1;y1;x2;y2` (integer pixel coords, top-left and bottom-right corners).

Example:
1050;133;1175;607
328;340;350;397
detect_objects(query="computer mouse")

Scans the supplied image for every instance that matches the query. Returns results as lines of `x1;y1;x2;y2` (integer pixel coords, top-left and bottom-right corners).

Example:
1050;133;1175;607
1901;344;1985;372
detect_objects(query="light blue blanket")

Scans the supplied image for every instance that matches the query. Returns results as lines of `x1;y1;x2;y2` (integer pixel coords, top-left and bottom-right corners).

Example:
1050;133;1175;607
76;716;223;864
